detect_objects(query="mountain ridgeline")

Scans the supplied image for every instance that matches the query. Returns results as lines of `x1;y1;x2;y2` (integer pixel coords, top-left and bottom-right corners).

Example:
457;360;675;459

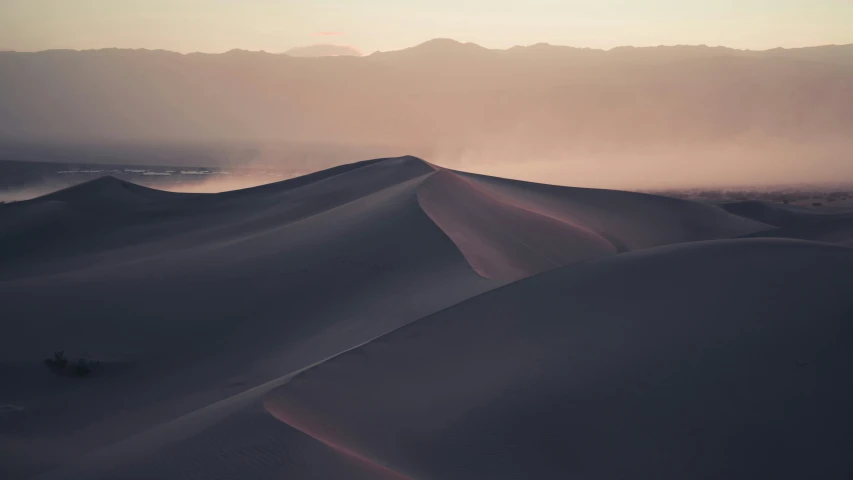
1;39;851;150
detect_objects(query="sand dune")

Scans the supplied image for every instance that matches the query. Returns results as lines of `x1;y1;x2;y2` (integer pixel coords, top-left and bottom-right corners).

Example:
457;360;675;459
1;156;765;281
38;176;188;207
724;200;853;244
458;171;770;250
418;169;617;280
0;156;488;478
1;156;849;479
265;239;853;479
419;167;767;280
722;200;853;227
0;156;432;278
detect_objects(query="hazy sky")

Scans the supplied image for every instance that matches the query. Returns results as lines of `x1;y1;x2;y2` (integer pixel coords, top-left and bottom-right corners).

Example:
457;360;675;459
2;0;852;53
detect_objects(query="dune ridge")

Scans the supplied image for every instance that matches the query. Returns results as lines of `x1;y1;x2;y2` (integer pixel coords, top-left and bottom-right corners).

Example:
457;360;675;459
0;156;482;479
2;156;848;479
417;169;618;279
2;156;766;283
723;200;853;244
264;238;853;480
417;165;768;280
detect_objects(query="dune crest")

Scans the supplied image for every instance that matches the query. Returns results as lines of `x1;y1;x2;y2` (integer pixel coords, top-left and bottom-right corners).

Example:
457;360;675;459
2;157;849;479
39;175;188;208
418;169;617;280
417;165;768;280
723;200;853;244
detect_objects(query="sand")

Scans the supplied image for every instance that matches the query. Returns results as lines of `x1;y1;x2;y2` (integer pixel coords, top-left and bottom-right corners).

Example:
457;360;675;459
265;239;853;479
1;156;850;479
723;200;853;244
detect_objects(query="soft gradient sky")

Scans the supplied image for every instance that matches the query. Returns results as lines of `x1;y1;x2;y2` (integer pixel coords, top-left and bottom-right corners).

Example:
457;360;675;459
2;0;852;53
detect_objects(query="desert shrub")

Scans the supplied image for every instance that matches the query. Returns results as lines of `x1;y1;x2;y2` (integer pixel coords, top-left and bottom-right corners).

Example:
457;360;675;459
74;358;91;377
44;351;97;378
44;351;68;371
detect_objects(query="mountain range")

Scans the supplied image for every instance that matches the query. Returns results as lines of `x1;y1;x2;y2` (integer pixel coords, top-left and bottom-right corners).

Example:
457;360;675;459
1;39;852;187
1;39;851;145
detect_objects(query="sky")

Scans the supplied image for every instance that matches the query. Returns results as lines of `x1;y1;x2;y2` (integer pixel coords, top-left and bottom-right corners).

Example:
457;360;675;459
2;0;852;54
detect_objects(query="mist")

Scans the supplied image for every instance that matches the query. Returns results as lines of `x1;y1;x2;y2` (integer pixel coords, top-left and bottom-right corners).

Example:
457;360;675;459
1;40;852;190
4;33;853;480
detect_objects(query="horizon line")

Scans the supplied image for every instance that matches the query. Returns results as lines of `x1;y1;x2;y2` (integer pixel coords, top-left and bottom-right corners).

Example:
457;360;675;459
2;38;852;56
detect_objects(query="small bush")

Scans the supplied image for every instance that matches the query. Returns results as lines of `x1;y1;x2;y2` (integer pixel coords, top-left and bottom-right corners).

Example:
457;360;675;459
44;351;68;371
44;351;97;378
74;358;91;377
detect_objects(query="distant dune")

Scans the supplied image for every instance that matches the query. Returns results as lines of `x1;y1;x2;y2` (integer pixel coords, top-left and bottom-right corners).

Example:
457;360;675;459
723;200;853;244
1;156;851;479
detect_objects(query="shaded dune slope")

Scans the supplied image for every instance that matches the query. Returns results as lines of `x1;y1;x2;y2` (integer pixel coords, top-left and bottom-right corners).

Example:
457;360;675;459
722;200;825;227
37;176;189;207
0;156;485;479
723;200;853;244
0;156;435;278
0;156;800;479
265;239;853;480
2;156;767;283
0;177;191;264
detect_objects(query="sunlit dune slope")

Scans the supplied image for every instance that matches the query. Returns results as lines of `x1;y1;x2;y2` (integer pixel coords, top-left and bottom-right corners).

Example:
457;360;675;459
419;166;768;280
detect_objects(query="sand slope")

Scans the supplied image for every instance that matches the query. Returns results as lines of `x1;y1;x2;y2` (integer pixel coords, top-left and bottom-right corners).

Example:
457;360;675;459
418;170;617;279
458;171;770;250
0;156;435;278
723;200;853;244
266;239;853;479
419;168;768;280
0;157;492;478
0;157;821;479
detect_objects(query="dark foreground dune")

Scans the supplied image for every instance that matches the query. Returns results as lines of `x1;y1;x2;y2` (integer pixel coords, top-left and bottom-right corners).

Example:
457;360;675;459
0;156;850;479
266;239;853;479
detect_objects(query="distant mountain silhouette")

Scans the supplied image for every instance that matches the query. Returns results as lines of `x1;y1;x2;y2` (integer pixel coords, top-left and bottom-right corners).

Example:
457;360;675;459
0;39;851;170
369;38;494;60
286;44;362;57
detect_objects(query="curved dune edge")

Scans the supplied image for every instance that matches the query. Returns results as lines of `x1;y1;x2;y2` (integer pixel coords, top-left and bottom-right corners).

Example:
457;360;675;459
264;397;414;480
1;156;496;479
417;168;618;281
262;239;853;479
416;164;771;281
723;200;853;244
38;175;190;206
4;157;847;479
